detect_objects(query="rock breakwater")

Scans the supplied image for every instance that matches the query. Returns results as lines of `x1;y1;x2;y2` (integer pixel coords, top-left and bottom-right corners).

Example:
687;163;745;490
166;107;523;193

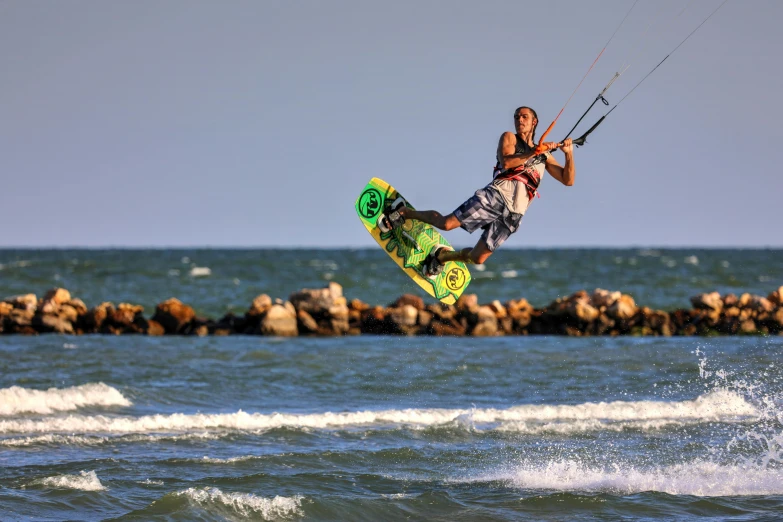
2;283;782;337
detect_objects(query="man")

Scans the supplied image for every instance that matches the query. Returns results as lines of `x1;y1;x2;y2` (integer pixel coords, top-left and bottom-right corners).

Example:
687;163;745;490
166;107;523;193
380;106;575;276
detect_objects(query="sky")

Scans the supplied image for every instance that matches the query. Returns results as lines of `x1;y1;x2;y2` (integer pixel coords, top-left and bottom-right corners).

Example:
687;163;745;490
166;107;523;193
1;0;781;248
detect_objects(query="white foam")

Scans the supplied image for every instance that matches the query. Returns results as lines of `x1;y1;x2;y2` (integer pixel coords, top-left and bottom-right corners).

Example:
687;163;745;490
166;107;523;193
199;455;258;464
0;434;108;447
176;487;303;518
0;390;756;435
382;493;413;499
1;431;223;447
189;266;211;277
684;255;699;265
501;270;518;278
483;459;783;497
0;383;131;416
35;470;105;491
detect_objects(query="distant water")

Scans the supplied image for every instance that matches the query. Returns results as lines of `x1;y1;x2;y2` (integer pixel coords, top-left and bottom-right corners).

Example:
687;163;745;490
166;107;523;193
1;249;783;520
1;248;781;315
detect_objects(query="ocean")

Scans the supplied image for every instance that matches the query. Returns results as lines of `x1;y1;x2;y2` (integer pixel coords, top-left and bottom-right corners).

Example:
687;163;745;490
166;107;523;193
1;248;782;521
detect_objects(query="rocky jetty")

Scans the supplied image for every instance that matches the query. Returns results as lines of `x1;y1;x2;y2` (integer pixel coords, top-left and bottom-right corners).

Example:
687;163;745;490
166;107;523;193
1;283;782;337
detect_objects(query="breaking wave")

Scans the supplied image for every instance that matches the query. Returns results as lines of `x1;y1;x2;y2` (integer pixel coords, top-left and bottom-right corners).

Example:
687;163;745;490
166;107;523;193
0;383;131;416
472;459;783;497
33;470;105;491
175;487;303;518
0;390;756;435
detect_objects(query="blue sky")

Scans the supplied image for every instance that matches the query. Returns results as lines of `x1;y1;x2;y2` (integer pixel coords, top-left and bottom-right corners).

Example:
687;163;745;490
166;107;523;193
1;0;781;248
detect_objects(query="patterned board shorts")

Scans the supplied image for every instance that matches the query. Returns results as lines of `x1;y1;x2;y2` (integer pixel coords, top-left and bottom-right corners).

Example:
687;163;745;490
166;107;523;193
453;185;523;252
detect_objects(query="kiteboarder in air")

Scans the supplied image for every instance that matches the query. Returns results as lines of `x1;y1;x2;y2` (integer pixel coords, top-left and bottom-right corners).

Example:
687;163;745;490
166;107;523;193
379;106;574;276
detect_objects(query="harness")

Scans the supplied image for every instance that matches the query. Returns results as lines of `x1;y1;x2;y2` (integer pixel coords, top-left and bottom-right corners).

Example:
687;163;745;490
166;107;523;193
492;135;545;202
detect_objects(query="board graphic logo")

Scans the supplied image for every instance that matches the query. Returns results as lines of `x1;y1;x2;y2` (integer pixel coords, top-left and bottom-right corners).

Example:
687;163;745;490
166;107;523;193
359;189;382;219
446;267;467;291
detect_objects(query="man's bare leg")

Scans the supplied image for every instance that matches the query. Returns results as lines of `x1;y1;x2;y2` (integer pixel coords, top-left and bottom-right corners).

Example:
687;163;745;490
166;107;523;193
398;209;461;232
438;238;493;265
398;208;494;265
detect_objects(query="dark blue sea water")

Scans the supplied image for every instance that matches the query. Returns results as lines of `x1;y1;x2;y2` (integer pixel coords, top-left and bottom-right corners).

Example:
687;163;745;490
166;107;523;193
1;248;782;521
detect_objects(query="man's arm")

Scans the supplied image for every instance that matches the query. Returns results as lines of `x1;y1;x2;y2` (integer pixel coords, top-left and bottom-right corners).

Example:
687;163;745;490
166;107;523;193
544;138;575;186
497;132;539;170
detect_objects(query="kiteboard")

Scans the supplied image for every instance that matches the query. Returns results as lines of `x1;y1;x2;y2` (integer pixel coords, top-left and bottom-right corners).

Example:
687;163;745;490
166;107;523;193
355;177;471;305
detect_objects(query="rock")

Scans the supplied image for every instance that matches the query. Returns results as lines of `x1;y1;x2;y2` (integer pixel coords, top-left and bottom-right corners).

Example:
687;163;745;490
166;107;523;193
192;325;209;337
115;303;142;323
214;313;245;334
58;304;80;324
4;308;34;329
637;307;671;336
147;320;165;336
152;298;195;334
81;302;114;333
768;286;783;306
771;308;783;328
543;296;568;317
297;310;319;334
360;306;390;334
508;306;532;330
328;303;350;335
388;304;419;329
691;291;722;311
689;309;720;331
39;288;71;314
418;310;433;328
33;314;74;334
746;296;774;313
289;283;349;335
66;298;88;316
260;303;298;336
289;282;344;315
568;300;600;322
588;313;615;336
428;317;467;336
247;294;273;316
10;325;38;335
456;294;479;313
0;302;13;317
608;294;637;320
3;294;37;312
740;319;757;334
391;294;425;311
507;298;533;310
488;300;507;319
472;305;499;336
349;299;370;312
723;294;739;307
427;303;457;321
591;288;621;309
564;325;584;337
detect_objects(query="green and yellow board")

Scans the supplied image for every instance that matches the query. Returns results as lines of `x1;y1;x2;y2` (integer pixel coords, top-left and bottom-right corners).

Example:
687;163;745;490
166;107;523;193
355;177;471;305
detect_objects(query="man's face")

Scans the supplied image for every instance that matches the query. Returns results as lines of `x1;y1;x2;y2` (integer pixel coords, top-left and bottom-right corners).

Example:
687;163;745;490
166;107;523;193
514;108;536;134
